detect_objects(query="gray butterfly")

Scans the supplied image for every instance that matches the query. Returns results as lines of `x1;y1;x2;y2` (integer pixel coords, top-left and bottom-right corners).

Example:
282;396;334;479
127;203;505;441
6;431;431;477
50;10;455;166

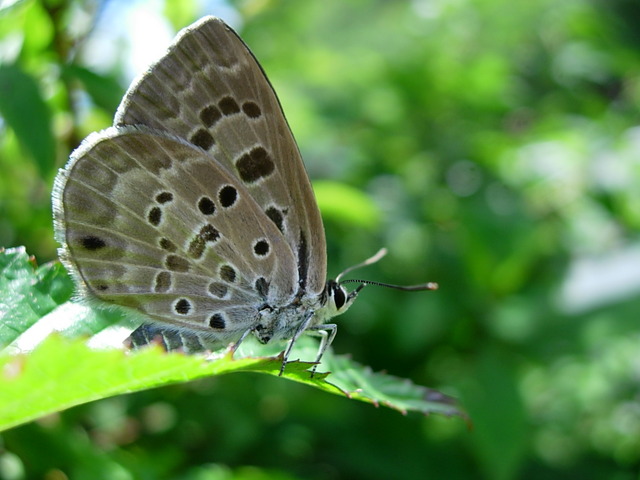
52;17;436;374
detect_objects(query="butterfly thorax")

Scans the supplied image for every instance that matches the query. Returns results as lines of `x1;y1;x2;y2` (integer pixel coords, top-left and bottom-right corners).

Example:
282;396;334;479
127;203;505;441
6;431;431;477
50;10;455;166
252;280;355;345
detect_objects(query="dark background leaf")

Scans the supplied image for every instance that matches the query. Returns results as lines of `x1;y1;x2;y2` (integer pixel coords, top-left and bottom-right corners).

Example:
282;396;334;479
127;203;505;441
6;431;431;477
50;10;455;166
61;64;124;114
0;64;55;176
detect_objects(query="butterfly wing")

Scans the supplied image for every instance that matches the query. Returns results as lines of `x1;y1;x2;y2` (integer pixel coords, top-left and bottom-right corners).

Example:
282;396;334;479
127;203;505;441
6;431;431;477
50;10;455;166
114;16;327;298
53;126;298;348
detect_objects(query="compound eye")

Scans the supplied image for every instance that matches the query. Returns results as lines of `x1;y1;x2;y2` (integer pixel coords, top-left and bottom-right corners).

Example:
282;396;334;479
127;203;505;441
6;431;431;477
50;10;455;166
333;284;346;310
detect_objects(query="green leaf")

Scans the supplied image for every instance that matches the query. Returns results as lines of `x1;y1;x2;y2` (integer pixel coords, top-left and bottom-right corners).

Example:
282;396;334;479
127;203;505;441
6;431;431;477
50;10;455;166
0;247;72;349
313;180;381;229
61;65;124;114
0;247;466;431
461;348;527;480
323;352;463;417
0;64;55;175
0;336;317;431
163;0;199;30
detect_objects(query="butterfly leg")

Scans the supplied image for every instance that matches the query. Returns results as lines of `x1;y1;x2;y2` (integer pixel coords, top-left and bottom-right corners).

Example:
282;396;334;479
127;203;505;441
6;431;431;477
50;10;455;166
307;324;337;377
230;327;254;356
279;311;316;376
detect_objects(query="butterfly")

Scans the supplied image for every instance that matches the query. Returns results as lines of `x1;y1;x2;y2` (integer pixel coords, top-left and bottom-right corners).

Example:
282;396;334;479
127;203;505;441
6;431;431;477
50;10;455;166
52;17;436;375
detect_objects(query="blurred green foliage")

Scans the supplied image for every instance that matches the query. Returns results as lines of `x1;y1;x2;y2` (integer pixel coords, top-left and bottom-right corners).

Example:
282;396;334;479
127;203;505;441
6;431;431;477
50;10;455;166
1;0;640;478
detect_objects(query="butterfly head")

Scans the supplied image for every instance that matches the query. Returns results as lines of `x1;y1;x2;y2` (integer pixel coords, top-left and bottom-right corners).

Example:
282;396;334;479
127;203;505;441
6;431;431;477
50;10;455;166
321;248;439;321
323;279;362;318
320;249;439;320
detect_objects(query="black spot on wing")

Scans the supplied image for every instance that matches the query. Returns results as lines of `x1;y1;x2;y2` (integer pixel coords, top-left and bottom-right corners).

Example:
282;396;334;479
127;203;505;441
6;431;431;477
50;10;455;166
236;147;275;183
220;265;236;283
200;105;222;127
253;239;269;257
188;224;220;259
156;191;173;204
81;235;106;250
166;255;190;272
190;129;215;150
174;298;191;315
297;230;309;292
154;271;172;293
209;313;226;329
159;238;177;252
242;101;262;118
255;277;269;298
148;207;162;226
219;96;240;115
208;282;228;298
198;197;216;215
219;185;238;208
265;207;284;233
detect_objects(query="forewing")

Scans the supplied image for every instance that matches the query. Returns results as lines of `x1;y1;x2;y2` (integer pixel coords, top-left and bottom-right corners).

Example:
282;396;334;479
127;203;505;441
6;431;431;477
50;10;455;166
114;16;327;296
52;126;297;343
